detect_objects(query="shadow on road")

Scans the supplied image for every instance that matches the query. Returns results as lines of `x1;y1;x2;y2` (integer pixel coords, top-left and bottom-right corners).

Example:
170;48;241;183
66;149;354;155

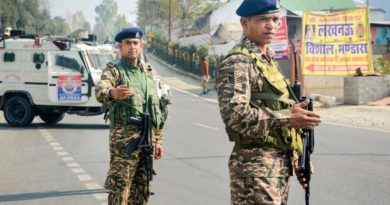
0;189;106;202
0;123;109;130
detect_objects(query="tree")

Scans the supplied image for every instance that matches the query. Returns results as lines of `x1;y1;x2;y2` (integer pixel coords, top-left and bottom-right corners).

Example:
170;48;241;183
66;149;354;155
0;0;68;35
50;16;70;35
136;0;220;39
66;11;91;33
114;14;130;32
93;0;118;42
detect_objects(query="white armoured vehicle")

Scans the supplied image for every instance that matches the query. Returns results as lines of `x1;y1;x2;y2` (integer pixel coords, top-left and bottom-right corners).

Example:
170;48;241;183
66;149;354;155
0;31;113;127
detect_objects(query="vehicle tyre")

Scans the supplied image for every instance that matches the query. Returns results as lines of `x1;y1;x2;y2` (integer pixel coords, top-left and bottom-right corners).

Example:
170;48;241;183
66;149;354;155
39;112;65;124
4;96;35;127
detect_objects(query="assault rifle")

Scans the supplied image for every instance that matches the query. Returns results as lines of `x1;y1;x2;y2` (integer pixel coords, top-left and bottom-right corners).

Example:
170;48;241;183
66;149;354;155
289;40;315;205
298;97;314;205
126;113;154;197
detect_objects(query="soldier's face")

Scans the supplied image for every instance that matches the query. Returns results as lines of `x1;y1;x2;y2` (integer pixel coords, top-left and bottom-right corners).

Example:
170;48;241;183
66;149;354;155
119;38;144;63
241;12;280;50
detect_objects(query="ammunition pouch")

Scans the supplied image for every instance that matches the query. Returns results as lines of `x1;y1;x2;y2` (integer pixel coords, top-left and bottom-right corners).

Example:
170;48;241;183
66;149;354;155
226;126;303;155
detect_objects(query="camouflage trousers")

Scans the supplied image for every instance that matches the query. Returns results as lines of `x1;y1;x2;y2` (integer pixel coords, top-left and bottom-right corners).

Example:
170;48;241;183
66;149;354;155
228;147;292;205
106;125;150;205
230;175;290;205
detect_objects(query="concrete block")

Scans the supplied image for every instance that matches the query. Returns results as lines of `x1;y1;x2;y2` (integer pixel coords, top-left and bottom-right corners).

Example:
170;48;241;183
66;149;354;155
318;95;337;107
309;94;321;101
344;76;390;105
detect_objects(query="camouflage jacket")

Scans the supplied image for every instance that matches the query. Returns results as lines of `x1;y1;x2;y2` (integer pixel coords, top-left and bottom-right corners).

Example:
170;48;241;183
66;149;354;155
217;36;292;177
217;36;291;140
95;58;164;144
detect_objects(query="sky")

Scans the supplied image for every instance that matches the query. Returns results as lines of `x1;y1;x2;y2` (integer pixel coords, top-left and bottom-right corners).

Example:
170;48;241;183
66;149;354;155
48;0;139;26
365;0;390;20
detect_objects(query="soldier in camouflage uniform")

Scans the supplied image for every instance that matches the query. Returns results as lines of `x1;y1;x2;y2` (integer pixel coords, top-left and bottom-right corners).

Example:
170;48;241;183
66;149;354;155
95;27;164;205
216;0;322;204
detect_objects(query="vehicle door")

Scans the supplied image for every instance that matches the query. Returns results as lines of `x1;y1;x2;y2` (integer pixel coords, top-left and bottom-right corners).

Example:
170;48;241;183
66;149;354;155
47;51;90;103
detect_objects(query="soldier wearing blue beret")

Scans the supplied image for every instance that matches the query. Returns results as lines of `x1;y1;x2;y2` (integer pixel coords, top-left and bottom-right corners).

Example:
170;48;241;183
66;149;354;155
114;27;143;42
216;0;321;204
96;26;165;204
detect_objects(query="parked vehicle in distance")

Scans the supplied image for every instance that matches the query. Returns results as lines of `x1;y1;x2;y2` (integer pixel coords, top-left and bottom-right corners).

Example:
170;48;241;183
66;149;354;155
0;31;171;127
0;31;107;127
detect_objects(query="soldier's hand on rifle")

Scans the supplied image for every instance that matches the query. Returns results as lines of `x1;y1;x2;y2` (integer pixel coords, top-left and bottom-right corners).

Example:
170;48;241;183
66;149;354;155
109;85;132;100
154;143;163;160
294;160;314;189
289;99;321;129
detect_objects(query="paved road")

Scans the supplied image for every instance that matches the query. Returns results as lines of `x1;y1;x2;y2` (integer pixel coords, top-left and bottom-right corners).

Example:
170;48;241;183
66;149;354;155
0;54;389;205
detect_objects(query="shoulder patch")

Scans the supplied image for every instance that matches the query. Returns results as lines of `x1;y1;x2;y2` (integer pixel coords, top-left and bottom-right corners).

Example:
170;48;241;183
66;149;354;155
146;64;153;71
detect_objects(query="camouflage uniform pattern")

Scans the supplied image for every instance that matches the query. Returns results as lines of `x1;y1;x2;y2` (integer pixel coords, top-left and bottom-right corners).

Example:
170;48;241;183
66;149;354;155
217;36;293;205
95;59;163;205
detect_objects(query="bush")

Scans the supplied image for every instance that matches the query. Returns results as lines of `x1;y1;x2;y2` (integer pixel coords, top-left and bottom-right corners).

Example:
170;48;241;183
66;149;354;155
374;56;390;75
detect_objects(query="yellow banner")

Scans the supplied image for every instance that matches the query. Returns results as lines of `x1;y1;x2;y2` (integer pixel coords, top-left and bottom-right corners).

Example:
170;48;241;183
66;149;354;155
301;8;373;75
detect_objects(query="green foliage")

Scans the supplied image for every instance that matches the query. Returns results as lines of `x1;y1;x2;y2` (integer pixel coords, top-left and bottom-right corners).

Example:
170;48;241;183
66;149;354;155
169;42;180;50
93;0;120;42
197;44;209;58
136;0;221;36
180;44;197;54
374;56;390;75
0;0;66;35
68;11;90;32
153;32;166;43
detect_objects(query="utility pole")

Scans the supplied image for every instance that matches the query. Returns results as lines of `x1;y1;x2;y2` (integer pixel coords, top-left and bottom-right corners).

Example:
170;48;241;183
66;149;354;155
169;0;172;41
144;0;148;33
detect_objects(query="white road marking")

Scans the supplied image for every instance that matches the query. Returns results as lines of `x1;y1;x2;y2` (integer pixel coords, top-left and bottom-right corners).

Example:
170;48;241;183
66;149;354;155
62;157;74;162
66;162;80;168
39;128;108;203
194;123;220;131
52;146;64;151
43;135;54;139
94;193;108;201
56;151;69;156
77;174;93;181
85;182;103;190
172;87;218;103
171;85;390;133
72;168;86;174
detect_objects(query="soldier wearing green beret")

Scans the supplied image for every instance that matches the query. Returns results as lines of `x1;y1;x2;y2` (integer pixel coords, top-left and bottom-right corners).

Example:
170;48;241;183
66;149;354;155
216;0;322;204
95;27;164;205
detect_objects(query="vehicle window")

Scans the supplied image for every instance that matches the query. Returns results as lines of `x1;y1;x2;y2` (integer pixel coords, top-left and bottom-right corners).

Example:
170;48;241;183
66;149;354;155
55;55;81;71
4;52;15;62
90;54;113;70
33;53;45;64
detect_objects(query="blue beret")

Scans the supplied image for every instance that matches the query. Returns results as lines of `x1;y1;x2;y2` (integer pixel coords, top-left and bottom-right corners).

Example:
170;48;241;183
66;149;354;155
236;0;280;17
114;27;143;42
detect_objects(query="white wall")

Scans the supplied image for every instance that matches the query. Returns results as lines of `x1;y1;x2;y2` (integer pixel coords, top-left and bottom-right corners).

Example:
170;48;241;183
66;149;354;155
176;34;209;47
209;0;242;35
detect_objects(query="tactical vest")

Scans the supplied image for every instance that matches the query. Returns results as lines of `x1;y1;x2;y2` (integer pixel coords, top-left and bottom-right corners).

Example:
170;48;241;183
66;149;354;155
225;46;303;155
106;59;164;136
